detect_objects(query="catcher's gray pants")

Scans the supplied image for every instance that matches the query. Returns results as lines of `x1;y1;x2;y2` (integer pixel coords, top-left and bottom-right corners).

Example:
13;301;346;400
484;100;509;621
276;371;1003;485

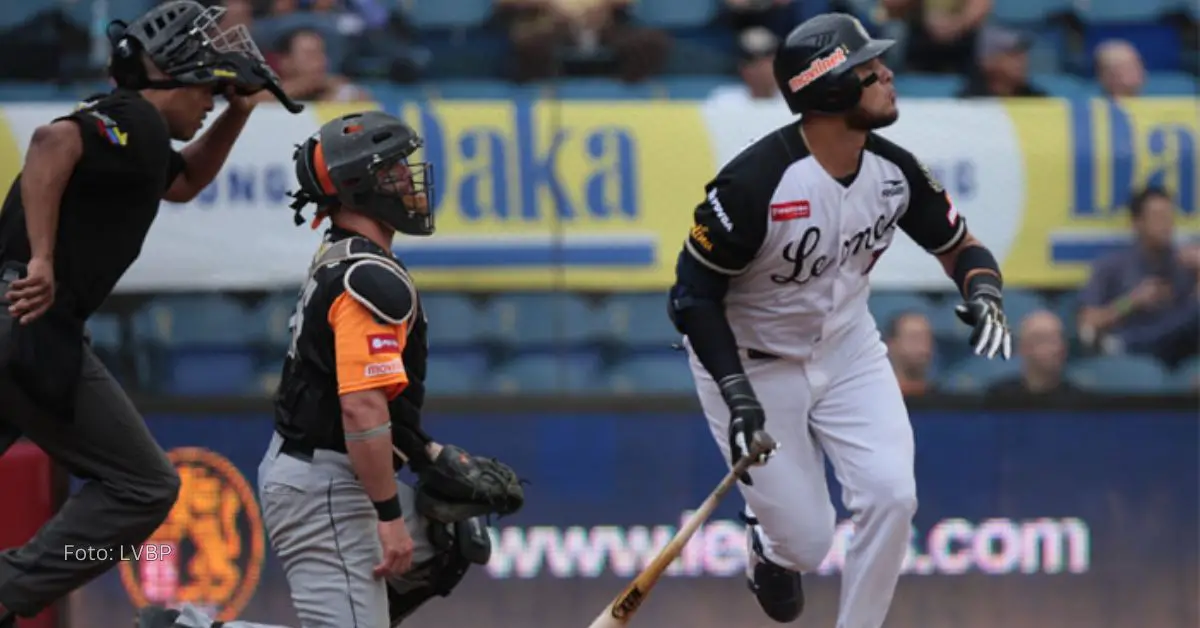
256;431;439;628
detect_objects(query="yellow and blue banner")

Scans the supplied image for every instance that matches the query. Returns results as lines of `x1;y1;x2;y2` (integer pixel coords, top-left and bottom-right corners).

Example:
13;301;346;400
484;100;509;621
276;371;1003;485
0;96;1193;291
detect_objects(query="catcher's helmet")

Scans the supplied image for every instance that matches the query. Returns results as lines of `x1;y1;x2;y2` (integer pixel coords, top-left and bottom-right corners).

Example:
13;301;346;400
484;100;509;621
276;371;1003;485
773;13;895;115
290;111;436;237
107;1;276;95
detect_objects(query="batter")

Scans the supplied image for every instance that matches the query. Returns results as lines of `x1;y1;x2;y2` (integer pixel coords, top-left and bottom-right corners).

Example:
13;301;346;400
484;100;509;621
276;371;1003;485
668;13;1013;628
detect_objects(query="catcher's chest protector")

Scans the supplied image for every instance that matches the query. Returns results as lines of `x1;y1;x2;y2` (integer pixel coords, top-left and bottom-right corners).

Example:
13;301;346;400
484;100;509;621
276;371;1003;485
273;233;430;453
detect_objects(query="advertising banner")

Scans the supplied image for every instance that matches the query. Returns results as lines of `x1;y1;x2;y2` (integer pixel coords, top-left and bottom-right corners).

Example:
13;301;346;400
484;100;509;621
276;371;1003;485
63;410;1197;628
0;96;1194;291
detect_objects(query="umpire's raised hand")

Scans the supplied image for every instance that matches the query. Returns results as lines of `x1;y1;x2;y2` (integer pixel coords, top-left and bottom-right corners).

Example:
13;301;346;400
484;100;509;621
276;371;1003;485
719;374;772;486
954;292;1012;360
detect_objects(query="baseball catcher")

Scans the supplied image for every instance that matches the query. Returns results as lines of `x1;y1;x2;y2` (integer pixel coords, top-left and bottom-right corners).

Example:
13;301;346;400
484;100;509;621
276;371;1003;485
137;111;524;628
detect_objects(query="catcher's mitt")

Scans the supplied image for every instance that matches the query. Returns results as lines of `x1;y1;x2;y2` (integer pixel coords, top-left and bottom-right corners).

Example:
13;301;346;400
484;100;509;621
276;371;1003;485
415;444;525;523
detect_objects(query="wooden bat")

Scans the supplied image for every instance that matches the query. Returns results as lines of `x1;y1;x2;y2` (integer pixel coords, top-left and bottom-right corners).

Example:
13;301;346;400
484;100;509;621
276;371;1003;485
586;431;779;628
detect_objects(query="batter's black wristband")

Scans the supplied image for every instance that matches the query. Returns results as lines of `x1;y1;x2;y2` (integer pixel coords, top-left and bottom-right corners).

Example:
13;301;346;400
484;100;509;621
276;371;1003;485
951;246;1003;302
373;495;403;521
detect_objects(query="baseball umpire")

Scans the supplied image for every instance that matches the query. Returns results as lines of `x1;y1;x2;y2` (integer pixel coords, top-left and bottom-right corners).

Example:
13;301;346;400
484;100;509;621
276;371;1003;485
0;1;303;624
669;13;1012;628
137;110;525;628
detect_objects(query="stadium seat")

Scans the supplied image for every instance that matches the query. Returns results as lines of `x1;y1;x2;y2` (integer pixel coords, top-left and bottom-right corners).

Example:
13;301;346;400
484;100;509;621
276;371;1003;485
402;0;492;29
1067;355;1170;394
599;292;680;350
1030;73;1098;98
630;0;718;28
868;292;932;331
999;290;1051;328
422;79;517;100
660;75;727;99
86;312;122;351
422;293;486;348
990;0;1073;23
426;352;490;395
894;74;963;98
482;293;604;348
608;353;695;394
140;295;254;345
1076;0;1175;22
549;78;661;100
1141;72;1200;96
165;348;259;396
486;353;605;394
247;292;298;351
938;358;1023;393
1169;357;1200;392
0;4;45;31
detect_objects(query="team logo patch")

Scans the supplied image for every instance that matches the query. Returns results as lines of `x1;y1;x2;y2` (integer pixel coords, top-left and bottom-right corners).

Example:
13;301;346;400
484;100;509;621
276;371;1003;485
689;223;714;252
119;448;265;622
90;111;128;146
946;195;959;225
771;200;811;221
882;179;905;198
368;333;401;354
365;358;405;378
787;46;849;93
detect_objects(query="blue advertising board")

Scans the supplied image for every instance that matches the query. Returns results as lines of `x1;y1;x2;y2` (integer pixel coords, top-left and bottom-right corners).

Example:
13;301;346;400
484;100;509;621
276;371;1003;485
67;410;1197;628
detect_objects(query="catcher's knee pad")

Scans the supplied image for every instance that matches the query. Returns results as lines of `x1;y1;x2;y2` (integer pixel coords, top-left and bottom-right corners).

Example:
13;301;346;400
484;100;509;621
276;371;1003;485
387;516;492;626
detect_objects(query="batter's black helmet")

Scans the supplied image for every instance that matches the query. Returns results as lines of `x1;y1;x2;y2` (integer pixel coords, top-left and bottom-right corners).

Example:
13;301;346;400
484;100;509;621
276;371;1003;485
289;111;436;237
773;13;895;115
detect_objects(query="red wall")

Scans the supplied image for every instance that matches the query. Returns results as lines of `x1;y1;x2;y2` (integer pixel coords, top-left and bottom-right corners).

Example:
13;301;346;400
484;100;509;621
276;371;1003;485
0;442;60;628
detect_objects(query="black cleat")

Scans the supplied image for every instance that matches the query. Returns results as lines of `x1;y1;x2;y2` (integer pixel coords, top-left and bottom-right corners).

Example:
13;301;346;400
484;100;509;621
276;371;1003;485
135;605;181;628
744;514;805;623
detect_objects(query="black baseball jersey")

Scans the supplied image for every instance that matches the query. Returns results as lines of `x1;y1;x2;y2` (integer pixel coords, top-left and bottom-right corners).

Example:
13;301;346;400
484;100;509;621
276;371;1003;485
679;119;966;361
273;226;430;458
0;89;185;319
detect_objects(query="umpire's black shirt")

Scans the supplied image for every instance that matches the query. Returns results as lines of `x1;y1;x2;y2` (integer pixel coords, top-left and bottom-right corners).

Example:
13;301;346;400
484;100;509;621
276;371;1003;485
0;89;184;414
0;88;185;320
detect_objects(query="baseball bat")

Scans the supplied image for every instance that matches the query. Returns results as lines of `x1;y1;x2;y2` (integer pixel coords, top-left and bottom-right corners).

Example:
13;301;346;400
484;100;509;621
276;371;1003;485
586;430;779;628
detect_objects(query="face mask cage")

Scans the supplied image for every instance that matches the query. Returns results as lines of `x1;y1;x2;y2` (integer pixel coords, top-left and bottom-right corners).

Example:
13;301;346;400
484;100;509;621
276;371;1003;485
192;6;266;63
370;152;436;219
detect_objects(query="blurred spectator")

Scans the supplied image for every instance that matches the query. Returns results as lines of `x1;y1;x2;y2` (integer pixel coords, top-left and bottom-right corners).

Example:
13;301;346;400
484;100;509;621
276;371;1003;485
220;0;255;29
723;0;803;40
885;311;935;396
957;25;1047;98
264;27;371;101
1095;39;1145;98
1078;186;1200;368
496;0;671;84
709;27;786;106
881;0;991;74
987;311;1079;398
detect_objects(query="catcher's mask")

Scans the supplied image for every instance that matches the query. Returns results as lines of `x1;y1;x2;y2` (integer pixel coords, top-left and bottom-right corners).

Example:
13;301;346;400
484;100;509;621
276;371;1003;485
107;1;302;112
289;111;435;237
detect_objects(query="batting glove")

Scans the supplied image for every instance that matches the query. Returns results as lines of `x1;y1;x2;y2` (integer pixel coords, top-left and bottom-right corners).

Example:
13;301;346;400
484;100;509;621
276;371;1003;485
719;374;771;486
954;295;1012;360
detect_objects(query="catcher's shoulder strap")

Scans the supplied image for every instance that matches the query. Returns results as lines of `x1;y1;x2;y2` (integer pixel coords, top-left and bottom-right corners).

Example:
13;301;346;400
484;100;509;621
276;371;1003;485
309;236;419;331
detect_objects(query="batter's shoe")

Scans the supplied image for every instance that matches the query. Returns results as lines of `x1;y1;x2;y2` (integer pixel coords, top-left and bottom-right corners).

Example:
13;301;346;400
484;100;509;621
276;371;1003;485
743;513;805;623
134;605;181;628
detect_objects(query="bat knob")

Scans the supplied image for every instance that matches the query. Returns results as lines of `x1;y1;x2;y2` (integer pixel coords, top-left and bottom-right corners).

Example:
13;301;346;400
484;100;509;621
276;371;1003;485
750;430;779;458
